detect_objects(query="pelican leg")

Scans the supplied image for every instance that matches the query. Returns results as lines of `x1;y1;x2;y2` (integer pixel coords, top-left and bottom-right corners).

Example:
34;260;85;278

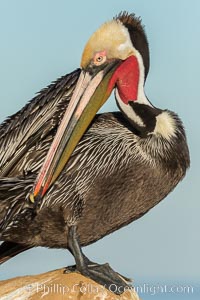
65;225;132;295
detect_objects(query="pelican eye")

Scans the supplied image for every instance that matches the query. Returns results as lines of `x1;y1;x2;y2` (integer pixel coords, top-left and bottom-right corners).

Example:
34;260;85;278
93;51;107;66
96;56;103;62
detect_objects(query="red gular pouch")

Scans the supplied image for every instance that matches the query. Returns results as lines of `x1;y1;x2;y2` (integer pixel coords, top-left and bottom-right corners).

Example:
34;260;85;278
108;55;140;104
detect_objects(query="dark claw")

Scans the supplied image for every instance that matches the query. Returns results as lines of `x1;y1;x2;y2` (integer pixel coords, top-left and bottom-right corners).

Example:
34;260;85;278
64;264;76;273
64;262;132;295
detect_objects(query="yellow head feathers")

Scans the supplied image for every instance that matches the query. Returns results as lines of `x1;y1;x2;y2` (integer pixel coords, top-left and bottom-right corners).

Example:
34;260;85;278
81;20;135;69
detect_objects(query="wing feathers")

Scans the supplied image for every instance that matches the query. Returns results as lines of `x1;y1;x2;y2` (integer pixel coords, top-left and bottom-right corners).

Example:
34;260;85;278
0;69;81;176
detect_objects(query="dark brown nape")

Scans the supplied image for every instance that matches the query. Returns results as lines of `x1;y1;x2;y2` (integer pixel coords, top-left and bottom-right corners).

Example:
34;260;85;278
115;11;150;79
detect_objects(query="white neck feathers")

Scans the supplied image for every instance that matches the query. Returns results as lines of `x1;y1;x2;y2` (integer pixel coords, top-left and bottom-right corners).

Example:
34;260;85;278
152;111;177;140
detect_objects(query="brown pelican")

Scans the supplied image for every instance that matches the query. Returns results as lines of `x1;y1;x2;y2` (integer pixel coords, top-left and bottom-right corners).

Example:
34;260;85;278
0;12;189;292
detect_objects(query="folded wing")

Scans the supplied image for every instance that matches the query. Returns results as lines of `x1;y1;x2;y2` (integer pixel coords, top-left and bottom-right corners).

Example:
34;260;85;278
0;69;80;177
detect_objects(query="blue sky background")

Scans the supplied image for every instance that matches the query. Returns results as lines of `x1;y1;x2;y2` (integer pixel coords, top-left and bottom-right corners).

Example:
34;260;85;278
0;0;199;299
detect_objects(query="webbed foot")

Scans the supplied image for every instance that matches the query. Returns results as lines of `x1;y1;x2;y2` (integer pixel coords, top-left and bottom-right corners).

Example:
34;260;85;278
66;226;132;295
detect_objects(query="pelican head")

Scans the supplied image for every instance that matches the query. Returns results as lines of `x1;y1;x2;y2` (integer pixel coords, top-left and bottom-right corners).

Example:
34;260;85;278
33;12;151;198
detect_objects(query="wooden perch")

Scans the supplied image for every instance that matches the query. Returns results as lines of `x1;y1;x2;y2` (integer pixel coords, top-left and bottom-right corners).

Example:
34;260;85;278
0;268;140;299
